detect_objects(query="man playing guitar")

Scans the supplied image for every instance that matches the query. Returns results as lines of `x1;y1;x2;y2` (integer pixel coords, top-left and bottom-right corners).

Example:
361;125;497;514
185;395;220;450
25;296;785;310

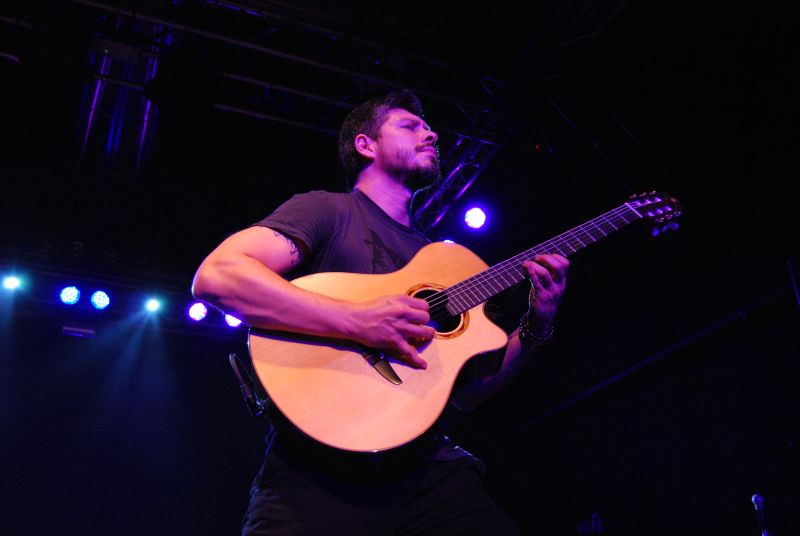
192;90;568;535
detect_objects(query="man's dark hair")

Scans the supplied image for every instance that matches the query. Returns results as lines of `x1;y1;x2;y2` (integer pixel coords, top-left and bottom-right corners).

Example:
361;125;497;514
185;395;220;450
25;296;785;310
338;90;424;189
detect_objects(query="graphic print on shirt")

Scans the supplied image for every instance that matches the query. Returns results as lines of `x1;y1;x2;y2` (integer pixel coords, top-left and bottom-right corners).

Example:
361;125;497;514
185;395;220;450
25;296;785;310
364;230;405;273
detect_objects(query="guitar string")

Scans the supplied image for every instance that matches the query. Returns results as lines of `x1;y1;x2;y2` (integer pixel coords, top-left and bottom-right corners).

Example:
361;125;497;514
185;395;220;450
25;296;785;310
428;197;672;319
423;218;619;319
433;205;628;292
422;204;639;318
424;207;653;323
444;204;638;297
424;208;635;324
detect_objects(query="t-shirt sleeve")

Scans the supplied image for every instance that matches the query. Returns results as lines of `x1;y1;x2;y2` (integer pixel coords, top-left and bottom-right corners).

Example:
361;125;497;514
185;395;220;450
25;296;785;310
251;190;338;255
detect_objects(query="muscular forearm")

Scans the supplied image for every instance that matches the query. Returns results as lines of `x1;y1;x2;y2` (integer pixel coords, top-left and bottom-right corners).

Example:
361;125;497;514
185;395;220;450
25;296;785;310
192;251;432;367
192;253;355;339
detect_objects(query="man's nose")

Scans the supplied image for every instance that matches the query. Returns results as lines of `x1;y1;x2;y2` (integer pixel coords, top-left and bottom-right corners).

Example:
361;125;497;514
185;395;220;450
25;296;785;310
422;128;438;144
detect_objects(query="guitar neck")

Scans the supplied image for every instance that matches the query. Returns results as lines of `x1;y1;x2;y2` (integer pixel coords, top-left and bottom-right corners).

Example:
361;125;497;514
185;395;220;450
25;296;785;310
443;202;644;315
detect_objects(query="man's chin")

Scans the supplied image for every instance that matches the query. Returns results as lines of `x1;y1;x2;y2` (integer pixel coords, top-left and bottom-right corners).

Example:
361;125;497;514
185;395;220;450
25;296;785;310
405;165;441;191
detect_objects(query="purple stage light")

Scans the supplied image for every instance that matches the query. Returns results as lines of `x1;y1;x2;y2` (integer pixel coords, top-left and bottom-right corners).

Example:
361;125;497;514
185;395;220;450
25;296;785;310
188;302;208;322
224;314;243;327
464;207;487;229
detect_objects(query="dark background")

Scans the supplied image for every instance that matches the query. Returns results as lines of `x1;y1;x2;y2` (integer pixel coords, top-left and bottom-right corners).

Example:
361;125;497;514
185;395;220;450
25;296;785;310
1;1;798;534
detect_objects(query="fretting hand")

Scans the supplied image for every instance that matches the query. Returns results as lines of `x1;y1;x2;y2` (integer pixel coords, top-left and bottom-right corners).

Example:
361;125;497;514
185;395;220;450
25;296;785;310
522;254;570;334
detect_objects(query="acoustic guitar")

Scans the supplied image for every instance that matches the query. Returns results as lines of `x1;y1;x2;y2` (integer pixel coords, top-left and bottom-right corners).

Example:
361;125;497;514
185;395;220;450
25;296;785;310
248;192;681;452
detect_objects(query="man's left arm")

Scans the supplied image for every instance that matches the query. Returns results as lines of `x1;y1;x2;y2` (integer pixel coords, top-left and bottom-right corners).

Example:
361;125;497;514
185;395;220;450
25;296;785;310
450;253;570;411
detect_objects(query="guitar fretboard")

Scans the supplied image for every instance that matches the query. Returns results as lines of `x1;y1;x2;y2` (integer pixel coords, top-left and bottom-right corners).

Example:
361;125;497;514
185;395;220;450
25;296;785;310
441;203;643;315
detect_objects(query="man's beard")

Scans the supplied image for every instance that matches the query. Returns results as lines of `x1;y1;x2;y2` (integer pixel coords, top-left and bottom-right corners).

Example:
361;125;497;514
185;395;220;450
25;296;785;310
404;164;441;192
390;148;442;192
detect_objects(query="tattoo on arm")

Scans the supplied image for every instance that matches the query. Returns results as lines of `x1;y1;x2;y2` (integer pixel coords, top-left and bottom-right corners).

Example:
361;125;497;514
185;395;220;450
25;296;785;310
272;230;304;266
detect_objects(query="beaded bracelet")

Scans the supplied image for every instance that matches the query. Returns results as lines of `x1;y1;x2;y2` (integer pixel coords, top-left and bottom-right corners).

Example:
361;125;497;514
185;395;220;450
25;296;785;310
518;314;554;349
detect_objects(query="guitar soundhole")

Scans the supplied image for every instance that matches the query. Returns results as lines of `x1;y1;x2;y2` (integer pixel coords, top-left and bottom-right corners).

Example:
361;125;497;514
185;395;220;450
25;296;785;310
411;288;463;335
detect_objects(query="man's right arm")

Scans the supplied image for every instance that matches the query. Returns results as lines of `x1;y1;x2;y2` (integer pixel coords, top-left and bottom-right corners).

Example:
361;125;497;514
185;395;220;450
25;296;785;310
192;226;433;367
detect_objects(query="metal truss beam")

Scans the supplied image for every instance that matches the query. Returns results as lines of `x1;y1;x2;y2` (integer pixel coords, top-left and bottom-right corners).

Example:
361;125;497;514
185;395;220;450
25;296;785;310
12;0;520;228
3;0;632;230
413;136;500;232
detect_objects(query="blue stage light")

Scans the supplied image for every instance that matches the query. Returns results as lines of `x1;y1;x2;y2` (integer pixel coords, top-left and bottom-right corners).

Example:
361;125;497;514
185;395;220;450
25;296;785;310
464;207;487;229
90;290;110;310
2;276;21;290
188;302;207;321
60;286;81;305
224;314;242;327
145;298;161;312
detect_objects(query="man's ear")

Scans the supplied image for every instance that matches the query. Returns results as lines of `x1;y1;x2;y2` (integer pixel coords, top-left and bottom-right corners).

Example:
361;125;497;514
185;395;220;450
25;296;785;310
354;133;375;159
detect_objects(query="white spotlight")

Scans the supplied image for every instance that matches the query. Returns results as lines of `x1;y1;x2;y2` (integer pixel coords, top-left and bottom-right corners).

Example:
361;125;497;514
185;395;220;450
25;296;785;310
2;276;21;290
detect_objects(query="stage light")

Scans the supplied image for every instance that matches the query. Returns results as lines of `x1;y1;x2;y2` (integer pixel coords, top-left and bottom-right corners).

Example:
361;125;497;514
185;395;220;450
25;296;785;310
224;314;242;327
90;290;110;310
145;298;161;312
188;302;207;321
60;286;81;305
464;207;487;229
3;276;21;290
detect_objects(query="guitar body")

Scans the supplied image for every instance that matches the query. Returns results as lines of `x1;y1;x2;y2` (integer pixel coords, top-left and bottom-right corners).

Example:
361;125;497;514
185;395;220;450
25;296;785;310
248;242;509;452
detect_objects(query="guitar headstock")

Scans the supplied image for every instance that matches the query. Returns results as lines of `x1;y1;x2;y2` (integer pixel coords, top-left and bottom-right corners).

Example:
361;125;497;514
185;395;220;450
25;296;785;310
626;191;683;236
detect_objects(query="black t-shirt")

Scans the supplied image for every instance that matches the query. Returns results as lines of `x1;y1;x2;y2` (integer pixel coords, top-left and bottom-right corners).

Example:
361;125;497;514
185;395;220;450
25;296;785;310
254;189;430;276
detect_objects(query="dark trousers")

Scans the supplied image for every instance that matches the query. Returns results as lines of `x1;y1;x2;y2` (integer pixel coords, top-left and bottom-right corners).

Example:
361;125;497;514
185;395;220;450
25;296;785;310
241;433;521;535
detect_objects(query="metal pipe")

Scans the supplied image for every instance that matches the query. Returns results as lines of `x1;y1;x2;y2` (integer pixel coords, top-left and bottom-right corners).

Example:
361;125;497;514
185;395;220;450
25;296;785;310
0;51;20;62
213;103;338;135
65;0;496;115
